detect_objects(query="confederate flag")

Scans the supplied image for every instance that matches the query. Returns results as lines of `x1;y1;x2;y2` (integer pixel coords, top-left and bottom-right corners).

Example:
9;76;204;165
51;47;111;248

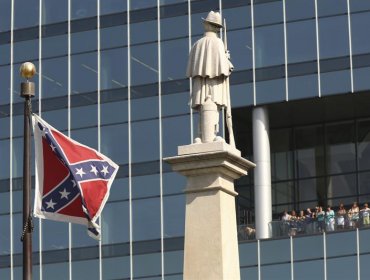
32;114;119;239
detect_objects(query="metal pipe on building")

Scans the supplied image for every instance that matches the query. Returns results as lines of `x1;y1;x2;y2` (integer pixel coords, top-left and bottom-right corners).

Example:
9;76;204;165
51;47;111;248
252;106;272;239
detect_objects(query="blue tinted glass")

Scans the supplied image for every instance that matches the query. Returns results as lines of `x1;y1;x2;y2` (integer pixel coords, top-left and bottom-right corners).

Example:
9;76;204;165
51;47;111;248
72;0;97;19
72;259;99;279
0;44;10;65
319;15;349;59
350;0;370;12
351;12;370;55
12;137;23;178
132;197;161;241
293;234;323;260
0;192;9;214
42;35;68;58
239;241;258;266
13;40;38;64
132;119;159;162
164;251;183;275
358;120;370;171
0;0;10;32
288;74;318;100
0;268;10;279
71;52;97;94
228;29;252;70
101;47;128;90
42;110;68;132
254;1;283;26
162;92;190;117
14;0;38;29
327;256;357;279
132;174;160;198
223;5;251;29
318;0;347;17
261;263;291;280
70;127;98;150
101;26;127;49
286;0;315;21
109;177;129;201
131;42;158;86
131;0;157;11
163;172;186;195
327;231;356;257
42;220;69;251
255;24;284;67
161;15;188;40
131;95;158;121
163;115;190;157
72;223;98;248
13;213;39;253
0;65;10;105
287;20;316;63
43;262;69;280
260;238;290;264
133;253;161;278
131;20;157;44
256;78;285;105
101;0;127;15
102;201;129;244
354;68;370;92
161;38;188;82
41;56;68;98
101;101;128;125
231;83;254;108
321;70;351;96
70;105;97;128
101;123;128;164
42;1;67;24
360;254;370;279
71;30;97;53
240;267;258;280
293;259;324;279
102;256;130;279
359;228;370;253
164;194;185;237
0;215;10;255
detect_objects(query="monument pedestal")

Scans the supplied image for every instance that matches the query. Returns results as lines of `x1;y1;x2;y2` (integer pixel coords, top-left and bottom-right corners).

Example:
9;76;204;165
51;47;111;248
165;142;255;280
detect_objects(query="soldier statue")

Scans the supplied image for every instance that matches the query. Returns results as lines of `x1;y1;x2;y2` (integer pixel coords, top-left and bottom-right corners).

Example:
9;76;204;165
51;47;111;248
186;11;235;147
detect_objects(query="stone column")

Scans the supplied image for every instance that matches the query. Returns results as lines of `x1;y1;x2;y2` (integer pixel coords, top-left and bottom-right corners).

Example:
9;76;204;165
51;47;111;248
252;106;272;239
165;142;255;280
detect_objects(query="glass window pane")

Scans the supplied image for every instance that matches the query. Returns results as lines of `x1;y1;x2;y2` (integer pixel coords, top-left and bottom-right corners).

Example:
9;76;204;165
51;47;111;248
271;128;294;181
42;1;67;24
0;215;10;255
132;119;159;162
163;115;190;157
0;44;10;65
43;262;69;280
254;1;283;26
239;242;258;266
42;220;69;251
298;178;326;210
228;29;252;71
231;83;254;108
101;0;127;15
256;78;285;105
223;5;250;29
295;125;325;178
132;198;160;241
131;0;157;11
326;122;356;174
327;256;358;279
101;26;127;49
255;24;285;68
14;0;38;29
72;0;97;19
164;194;185;238
294;234;323;261
164;251;183;275
0;0;10;32
286;0;315;21
71;52;97;94
272;182;295;214
0;65;10;105
161;15;187;41
13;40;38;64
163;172;186;195
161;38;188;82
288;74;318;100
42;35;68;58
327;231;356;257
101;47;128;90
318;0;347;17
102;256;130;279
260;238;290;264
162;92;190;117
131;42;158;86
132;174;159;199
72;259;99;279
321;70;351;96
319;15;349;59
41;56;68;98
102;201;129;244
261;263;291;280
360;254;370;280
350;0;370;12
101;123;128;165
287;19;317;64
133;253;161;278
71;30;97;54
353;67;370;92
293;259;324;280
351;12;370;56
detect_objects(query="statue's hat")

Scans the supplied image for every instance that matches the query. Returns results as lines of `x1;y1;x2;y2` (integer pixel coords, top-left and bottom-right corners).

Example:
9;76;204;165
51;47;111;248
202;11;223;28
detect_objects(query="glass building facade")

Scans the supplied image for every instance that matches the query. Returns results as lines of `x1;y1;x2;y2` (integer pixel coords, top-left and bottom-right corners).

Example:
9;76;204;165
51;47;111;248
1;0;370;279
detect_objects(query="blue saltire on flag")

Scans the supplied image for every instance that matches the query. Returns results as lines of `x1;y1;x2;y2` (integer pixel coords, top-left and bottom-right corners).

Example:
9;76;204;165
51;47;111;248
32;114;119;239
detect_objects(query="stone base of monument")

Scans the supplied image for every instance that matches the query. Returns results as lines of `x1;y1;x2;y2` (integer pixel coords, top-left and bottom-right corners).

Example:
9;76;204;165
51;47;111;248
164;141;255;280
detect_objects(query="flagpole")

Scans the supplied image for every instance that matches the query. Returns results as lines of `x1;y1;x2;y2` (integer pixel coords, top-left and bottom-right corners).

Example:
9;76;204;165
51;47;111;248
20;62;36;280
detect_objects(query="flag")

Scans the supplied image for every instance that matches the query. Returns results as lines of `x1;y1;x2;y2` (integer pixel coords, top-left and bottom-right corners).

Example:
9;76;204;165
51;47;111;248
32;114;119;239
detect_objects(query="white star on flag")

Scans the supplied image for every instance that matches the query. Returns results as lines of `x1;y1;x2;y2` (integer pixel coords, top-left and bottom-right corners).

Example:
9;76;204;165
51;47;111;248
59;188;70;200
76;167;86;178
90;165;98;176
46;199;57;209
101;166;109;176
50;143;56;152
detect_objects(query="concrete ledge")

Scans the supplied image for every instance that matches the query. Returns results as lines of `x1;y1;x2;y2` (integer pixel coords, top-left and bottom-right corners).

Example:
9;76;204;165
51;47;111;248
178;141;241;157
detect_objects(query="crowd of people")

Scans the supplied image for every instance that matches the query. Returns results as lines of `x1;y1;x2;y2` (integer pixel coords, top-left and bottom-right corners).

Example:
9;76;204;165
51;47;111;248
280;202;370;236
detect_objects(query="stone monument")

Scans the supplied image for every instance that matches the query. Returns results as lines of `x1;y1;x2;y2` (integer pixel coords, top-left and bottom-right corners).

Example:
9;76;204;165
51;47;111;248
165;11;255;280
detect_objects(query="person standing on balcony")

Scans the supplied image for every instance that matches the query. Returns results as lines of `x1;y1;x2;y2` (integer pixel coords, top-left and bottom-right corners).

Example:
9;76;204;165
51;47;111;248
360;203;370;226
325;206;335;232
317;206;325;233
336;203;346;230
